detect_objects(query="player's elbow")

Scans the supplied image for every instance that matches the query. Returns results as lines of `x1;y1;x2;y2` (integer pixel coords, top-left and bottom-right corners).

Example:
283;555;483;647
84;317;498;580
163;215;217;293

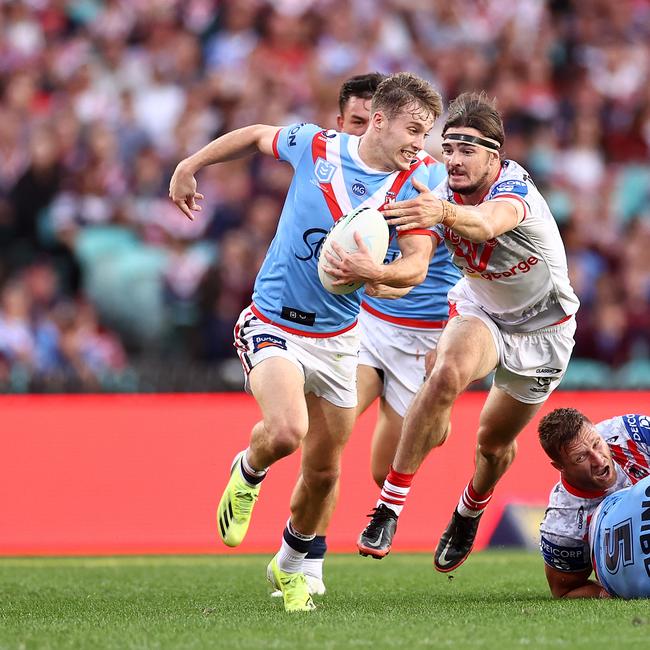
549;584;568;599
412;266;427;286
466;224;495;243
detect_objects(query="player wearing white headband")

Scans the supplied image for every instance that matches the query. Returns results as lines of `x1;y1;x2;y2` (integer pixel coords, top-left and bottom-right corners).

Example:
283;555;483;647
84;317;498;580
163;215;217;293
357;92;580;572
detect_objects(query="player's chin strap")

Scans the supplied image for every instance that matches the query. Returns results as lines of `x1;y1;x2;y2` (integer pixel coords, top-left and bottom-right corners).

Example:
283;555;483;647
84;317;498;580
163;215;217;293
443;132;501;153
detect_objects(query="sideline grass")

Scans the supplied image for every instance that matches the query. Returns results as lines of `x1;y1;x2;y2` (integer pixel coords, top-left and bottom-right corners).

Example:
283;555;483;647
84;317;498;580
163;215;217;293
0;551;648;650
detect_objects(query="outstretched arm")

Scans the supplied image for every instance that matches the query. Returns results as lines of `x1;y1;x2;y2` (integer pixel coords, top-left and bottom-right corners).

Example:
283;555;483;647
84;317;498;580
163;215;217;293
169;124;279;220
382;178;524;243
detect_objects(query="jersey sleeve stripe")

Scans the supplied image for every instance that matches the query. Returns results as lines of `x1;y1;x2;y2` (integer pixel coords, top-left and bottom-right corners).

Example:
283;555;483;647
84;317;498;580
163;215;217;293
272;128;281;160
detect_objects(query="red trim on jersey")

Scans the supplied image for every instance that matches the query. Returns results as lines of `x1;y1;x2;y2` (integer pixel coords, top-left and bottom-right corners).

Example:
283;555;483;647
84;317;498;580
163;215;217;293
380;159;424;211
250;303;357;338
452;165;503;205
418;153;439;166
396;228;434;238
490;193;529;222
272;129;281;160
361;300;447;329
311;133;344;222
561;476;606;499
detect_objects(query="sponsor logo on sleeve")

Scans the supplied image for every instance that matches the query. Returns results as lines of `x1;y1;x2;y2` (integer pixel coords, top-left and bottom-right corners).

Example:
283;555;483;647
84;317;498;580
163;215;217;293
252;334;287;353
489;178;529;199
623;414;650;445
287;123;306;147
540;536;589;572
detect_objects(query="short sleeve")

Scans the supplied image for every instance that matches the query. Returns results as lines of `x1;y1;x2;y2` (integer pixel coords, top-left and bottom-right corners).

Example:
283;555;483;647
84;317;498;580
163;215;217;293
274;123;321;168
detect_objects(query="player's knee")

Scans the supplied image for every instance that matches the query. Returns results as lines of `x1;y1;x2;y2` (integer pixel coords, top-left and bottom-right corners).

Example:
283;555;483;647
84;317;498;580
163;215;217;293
477;438;517;465
425;363;465;406
303;465;339;495
264;418;307;457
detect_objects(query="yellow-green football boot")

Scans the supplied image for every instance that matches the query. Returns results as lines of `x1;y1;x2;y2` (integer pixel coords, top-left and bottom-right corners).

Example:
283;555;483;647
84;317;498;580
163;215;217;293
217;451;261;547
267;555;316;612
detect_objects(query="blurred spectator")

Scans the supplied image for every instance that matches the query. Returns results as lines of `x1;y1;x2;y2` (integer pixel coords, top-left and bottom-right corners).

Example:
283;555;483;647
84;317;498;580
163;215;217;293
0;0;647;391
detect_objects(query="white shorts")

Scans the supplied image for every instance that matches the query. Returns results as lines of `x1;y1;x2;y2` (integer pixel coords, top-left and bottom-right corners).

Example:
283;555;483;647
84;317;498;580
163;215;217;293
449;289;576;405
234;305;360;408
358;309;443;417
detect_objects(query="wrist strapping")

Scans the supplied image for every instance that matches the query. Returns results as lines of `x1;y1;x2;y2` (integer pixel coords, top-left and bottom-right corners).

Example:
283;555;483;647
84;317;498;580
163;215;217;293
441;200;458;228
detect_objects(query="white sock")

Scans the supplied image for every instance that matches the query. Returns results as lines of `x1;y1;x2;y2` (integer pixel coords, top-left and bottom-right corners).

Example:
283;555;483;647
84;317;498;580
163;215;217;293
276;521;314;574
303;558;323;581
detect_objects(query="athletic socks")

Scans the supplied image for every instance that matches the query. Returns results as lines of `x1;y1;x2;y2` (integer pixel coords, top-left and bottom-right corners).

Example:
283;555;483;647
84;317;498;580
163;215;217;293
276;520;315;573
377;466;414;516
456;480;493;518
239;448;268;486
304;535;327;580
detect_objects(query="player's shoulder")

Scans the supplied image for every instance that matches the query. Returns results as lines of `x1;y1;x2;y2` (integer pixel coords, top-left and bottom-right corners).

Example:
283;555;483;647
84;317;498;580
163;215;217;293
279;122;324;147
487;160;535;201
598;413;650;440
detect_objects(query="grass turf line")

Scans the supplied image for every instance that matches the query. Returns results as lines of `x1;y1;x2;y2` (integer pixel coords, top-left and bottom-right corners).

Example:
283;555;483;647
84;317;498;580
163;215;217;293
0;551;648;650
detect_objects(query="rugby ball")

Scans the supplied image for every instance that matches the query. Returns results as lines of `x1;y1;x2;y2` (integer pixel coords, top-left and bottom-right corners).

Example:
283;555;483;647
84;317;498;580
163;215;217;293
317;206;389;295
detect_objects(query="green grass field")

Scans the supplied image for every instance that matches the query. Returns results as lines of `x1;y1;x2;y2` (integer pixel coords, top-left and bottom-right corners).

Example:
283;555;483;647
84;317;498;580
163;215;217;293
1;551;648;650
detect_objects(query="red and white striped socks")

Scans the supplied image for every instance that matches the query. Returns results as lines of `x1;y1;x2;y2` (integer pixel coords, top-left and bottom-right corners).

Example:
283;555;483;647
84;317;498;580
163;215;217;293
457;480;493;518
377;466;414;516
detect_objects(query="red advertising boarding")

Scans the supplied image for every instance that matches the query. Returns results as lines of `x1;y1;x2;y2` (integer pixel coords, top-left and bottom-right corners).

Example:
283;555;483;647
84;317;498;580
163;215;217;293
0;392;648;555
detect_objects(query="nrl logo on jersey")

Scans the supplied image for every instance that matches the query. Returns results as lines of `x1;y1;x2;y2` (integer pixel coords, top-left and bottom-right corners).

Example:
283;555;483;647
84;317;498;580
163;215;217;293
314;157;337;184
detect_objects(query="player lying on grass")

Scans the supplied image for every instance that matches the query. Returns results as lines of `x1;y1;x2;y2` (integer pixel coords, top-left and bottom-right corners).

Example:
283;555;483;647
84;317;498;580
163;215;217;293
539;408;650;598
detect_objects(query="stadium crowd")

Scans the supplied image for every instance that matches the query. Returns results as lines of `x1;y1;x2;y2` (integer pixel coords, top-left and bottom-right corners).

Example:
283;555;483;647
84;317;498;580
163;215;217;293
0;0;649;391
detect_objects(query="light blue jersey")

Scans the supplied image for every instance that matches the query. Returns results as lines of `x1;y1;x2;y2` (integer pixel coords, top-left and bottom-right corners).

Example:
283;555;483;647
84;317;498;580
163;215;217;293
591;476;650;598
251;123;433;335
361;157;461;327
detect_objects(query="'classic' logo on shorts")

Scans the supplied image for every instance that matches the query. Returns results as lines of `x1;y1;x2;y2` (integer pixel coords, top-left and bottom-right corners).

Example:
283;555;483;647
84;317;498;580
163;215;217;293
531;376;554;393
252;334;287;353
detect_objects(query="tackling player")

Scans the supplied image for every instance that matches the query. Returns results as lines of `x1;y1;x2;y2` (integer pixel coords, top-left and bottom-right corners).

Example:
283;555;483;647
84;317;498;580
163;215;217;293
539;408;650;599
169;73;442;612
357;92;580;570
